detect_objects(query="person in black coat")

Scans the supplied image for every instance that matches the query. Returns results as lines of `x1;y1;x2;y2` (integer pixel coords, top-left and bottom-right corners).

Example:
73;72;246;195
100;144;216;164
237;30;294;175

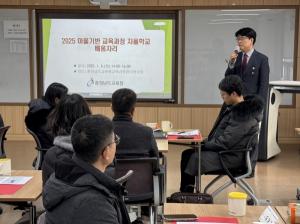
112;88;159;158
42;94;91;185
43;115;131;224
180;75;264;192
25;83;68;149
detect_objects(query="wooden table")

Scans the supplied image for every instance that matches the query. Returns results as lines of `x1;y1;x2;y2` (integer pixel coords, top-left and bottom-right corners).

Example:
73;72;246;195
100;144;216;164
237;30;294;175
0;170;42;224
275;206;290;223
164;203;286;224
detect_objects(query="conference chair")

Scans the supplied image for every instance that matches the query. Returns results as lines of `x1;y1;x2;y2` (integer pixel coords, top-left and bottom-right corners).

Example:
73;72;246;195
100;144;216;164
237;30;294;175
26;128;48;170
202;132;264;205
0;126;10;158
114;157;164;224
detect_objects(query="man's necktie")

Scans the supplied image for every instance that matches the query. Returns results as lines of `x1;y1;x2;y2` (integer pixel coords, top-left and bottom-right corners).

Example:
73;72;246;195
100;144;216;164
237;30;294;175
241;54;248;73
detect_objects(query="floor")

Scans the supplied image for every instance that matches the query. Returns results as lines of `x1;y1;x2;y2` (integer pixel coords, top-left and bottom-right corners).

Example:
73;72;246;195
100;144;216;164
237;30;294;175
0;141;299;223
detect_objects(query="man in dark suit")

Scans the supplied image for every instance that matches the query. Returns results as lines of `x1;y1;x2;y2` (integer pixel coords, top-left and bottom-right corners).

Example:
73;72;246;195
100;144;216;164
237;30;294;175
225;27;270;164
112;88;159;158
225;27;270;101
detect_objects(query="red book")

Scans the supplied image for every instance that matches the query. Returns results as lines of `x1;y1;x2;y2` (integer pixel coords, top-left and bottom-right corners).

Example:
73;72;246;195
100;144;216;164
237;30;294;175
0;184;24;195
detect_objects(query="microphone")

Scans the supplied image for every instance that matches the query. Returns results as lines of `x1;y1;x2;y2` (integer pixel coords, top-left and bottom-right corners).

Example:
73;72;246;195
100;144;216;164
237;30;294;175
228;46;240;68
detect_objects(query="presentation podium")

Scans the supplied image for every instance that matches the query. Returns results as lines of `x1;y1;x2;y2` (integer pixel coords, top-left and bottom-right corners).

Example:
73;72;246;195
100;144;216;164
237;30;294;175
260;81;300;160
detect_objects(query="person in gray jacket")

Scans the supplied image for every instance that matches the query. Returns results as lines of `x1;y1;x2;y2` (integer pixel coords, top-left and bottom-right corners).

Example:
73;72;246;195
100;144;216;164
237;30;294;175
180;75;264;192
43;114;131;224
42;94;91;184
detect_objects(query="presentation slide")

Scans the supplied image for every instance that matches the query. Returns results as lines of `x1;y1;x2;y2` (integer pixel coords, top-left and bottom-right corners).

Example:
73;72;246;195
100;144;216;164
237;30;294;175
41;18;174;100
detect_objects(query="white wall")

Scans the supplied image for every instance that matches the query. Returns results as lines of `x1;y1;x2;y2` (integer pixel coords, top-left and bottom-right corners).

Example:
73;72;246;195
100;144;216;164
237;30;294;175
184;9;295;104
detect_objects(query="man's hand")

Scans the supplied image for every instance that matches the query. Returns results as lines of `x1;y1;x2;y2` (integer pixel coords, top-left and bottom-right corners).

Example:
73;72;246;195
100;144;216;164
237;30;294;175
229;51;238;63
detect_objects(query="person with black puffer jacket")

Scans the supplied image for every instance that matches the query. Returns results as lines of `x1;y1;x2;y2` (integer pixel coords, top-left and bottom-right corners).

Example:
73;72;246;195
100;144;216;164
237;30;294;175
42;93;91;185
43;114;131;224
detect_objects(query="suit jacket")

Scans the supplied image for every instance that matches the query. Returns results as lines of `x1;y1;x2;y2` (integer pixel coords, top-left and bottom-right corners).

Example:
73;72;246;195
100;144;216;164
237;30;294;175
225;49;270;102
113;114;159;158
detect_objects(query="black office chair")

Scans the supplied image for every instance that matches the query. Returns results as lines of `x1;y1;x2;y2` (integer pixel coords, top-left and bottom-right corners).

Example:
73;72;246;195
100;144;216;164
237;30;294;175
0;126;10;158
203;132;262;205
114;157;164;224
26;128;48;170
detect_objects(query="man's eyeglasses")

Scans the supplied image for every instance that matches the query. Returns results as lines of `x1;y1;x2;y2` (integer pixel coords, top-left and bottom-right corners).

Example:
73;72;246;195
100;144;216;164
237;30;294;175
236;36;249;41
106;134;120;148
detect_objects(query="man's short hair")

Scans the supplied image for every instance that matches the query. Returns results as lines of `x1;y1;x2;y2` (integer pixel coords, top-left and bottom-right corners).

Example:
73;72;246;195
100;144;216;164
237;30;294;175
219;75;244;96
235;27;256;44
112;88;137;114
71;114;113;164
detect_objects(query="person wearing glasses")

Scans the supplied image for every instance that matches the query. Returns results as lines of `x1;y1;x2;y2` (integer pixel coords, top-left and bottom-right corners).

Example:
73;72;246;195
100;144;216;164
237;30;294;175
225;27;269;168
226;27;269;102
43;114;130;224
111;88;159;158
42;94;91;185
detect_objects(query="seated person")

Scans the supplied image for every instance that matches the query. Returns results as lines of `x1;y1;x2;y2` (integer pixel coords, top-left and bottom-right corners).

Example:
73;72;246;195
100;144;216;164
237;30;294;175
180;75;263;192
43;114;131;224
112;88;159;158
42;94;91;184
25;83;68;149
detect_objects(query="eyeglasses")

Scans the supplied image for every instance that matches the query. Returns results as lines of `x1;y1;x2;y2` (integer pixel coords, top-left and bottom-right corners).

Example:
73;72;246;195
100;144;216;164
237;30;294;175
236;36;249;41
105;134;120;148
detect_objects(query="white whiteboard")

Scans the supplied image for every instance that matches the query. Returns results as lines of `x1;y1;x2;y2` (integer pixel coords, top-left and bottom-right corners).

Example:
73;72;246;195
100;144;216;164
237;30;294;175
0;9;30;103
184;9;295;105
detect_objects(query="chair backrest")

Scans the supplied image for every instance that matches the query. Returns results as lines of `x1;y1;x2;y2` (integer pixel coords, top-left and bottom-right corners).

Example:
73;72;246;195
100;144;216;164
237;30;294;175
26;128;45;170
218;131;259;180
114;157;160;204
26;128;42;150
245;132;260;173
0;126;10;158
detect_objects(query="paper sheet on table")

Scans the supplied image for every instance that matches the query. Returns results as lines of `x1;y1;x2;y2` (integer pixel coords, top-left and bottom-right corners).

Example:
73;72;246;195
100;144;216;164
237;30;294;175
0;176;32;185
167;130;200;136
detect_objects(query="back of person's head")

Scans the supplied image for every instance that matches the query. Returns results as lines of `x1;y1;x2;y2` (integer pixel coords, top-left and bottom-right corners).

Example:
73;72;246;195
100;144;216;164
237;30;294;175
219;75;244;96
112;88;137;114
71;114;114;164
49;94;91;137
44;83;68;107
235;27;256;44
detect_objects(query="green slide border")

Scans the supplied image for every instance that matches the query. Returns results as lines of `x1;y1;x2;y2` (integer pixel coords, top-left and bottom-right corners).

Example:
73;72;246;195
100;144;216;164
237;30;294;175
42;19;52;74
143;20;173;94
